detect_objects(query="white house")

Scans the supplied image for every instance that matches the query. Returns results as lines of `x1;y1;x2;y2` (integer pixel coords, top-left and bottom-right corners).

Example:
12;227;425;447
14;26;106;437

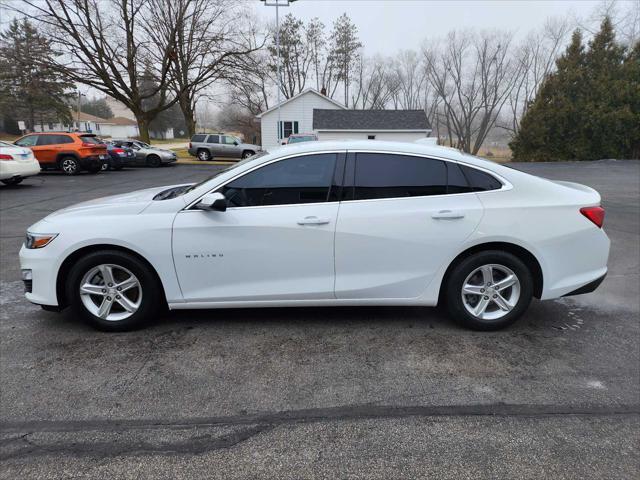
313;109;431;142
103;116;140;138
105;97;175;139
256;88;346;151
33;111;113;135
256;89;432;150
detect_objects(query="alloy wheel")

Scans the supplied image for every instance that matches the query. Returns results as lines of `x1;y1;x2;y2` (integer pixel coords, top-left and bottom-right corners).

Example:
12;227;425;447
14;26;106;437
62;158;78;174
461;264;521;321
79;264;142;321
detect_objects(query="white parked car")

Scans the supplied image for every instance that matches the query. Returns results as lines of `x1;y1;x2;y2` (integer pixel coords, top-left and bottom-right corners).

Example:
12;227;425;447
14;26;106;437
0;140;41;185
19;141;609;331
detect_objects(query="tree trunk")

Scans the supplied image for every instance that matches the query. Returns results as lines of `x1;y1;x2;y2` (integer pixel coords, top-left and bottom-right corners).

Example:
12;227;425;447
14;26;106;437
178;94;197;137
136;115;151;143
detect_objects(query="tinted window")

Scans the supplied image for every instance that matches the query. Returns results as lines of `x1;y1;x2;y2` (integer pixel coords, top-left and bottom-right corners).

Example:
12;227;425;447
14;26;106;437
15;135;38;147
354;153;447;200
207;135;219;144
460;165;502;191
447;162;473;194
221;153;337;207
191;134;206;142
79;135;102;144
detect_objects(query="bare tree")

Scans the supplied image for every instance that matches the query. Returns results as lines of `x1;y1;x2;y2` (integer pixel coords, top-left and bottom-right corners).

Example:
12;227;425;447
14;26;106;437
391;50;426;109
351;55;395;109
148;0;263;136
16;0;186;141
502;17;572;135
423;30;520;154
227;48;274;116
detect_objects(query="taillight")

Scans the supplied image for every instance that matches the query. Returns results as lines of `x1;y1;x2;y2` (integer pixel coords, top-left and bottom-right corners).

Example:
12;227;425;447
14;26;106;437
113;148;125;154
0;153;13;161
580;206;605;228
188;142;192;149
81;142;96;147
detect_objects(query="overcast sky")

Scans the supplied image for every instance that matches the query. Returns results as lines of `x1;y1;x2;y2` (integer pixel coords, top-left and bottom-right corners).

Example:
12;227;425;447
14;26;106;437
249;0;617;55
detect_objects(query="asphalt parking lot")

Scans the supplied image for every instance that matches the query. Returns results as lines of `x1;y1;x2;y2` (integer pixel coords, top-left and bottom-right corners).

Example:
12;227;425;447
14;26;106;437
1;160;638;479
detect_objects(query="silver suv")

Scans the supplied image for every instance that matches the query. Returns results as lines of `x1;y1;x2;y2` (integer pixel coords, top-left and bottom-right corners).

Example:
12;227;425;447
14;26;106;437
188;133;260;161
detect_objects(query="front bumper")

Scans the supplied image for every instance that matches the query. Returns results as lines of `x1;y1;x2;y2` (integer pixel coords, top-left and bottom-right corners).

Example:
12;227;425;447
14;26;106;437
161;155;177;164
19;243;60;306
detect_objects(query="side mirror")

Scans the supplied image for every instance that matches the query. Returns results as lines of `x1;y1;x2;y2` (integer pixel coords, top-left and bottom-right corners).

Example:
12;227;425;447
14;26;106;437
197;192;227;212
233;140;239;146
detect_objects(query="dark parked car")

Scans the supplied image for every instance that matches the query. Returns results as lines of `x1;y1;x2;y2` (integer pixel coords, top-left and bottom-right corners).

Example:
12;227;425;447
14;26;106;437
110;139;177;167
103;142;137;170
188;133;261;161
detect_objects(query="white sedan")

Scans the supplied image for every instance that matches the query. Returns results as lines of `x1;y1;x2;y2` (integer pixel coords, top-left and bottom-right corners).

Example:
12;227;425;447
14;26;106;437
0;140;40;185
19;141;609;331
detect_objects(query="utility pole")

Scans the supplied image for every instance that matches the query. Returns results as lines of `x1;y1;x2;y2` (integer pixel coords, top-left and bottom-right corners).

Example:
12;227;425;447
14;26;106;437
76;91;85;131
260;0;297;143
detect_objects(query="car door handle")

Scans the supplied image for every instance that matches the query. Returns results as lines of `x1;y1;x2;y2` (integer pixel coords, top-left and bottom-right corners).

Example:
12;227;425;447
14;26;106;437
297;216;330;225
432;210;465;220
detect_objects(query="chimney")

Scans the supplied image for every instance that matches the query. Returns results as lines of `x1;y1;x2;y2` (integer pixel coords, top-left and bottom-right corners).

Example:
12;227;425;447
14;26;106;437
320;86;327;96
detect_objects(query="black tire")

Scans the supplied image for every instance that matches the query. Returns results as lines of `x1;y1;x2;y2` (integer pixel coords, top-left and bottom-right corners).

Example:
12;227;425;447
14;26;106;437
444;250;533;331
66;250;163;331
241;150;254;159
1;177;23;185
87;164;102;174
197;149;211;161
59;156;80;175
101;161;110;171
146;155;161;168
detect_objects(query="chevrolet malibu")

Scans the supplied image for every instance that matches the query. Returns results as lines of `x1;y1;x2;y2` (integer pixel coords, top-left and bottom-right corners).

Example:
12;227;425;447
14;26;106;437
19;141;610;331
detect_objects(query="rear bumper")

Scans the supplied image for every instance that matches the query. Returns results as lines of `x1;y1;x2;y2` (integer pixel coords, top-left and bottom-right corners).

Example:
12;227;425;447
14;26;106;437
79;155;106;169
562;273;607;297
0;160;41;180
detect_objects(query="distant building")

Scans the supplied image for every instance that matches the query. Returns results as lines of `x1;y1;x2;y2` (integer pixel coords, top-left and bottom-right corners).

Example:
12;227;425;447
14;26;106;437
104;98;174;139
33;111;113;135
256;88;432;150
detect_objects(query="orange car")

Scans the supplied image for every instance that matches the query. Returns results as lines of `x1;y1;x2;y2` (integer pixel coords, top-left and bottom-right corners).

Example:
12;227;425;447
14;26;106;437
14;132;108;175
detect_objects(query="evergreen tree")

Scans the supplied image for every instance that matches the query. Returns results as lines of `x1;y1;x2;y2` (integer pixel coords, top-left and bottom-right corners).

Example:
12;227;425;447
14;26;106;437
510;30;587;161
511;18;640;161
0;19;73;131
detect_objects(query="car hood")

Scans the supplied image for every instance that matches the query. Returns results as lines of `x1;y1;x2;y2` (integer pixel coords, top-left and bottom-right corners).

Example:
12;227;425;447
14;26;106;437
43;185;186;220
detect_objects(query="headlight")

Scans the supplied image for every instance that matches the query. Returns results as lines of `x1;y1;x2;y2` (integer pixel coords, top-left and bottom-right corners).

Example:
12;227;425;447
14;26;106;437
25;232;58;249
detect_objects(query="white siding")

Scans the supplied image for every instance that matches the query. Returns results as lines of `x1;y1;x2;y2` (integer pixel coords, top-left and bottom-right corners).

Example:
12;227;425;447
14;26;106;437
316;131;429;143
102;124;139;138
260;91;344;150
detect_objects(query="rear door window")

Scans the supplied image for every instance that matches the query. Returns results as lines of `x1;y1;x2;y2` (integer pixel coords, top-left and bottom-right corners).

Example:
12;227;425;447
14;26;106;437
191;134;206;142
353;153;447;200
206;135;219;144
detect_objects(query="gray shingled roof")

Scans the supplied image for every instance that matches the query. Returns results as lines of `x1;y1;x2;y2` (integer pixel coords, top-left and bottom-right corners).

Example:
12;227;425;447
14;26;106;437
313;109;430;131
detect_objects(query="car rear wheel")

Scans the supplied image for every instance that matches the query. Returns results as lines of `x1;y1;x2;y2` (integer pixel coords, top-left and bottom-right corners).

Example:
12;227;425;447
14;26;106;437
444;251;533;331
1;177;23;185
197;149;211;161
66;250;163;331
59;156;80;175
241;150;254;159
146;155;161;168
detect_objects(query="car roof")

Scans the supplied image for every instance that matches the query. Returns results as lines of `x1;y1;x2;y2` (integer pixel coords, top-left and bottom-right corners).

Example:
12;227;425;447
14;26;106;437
263;140;501;170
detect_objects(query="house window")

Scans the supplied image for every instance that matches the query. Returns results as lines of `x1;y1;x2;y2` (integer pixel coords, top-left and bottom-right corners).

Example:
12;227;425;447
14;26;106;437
278;121;299;140
48;123;54;130
367;135;376;140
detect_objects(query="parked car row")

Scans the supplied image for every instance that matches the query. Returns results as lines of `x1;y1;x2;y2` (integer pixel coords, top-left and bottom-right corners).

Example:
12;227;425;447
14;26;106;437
0;133;178;185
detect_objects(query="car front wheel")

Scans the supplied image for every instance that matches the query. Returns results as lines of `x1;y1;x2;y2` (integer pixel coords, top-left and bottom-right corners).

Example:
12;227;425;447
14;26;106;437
66;250;163;331
1;177;23;185
444;251;533;331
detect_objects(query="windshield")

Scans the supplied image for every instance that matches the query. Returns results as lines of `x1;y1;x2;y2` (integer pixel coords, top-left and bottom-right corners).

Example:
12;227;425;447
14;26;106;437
153;151;269;200
288;136;315;143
